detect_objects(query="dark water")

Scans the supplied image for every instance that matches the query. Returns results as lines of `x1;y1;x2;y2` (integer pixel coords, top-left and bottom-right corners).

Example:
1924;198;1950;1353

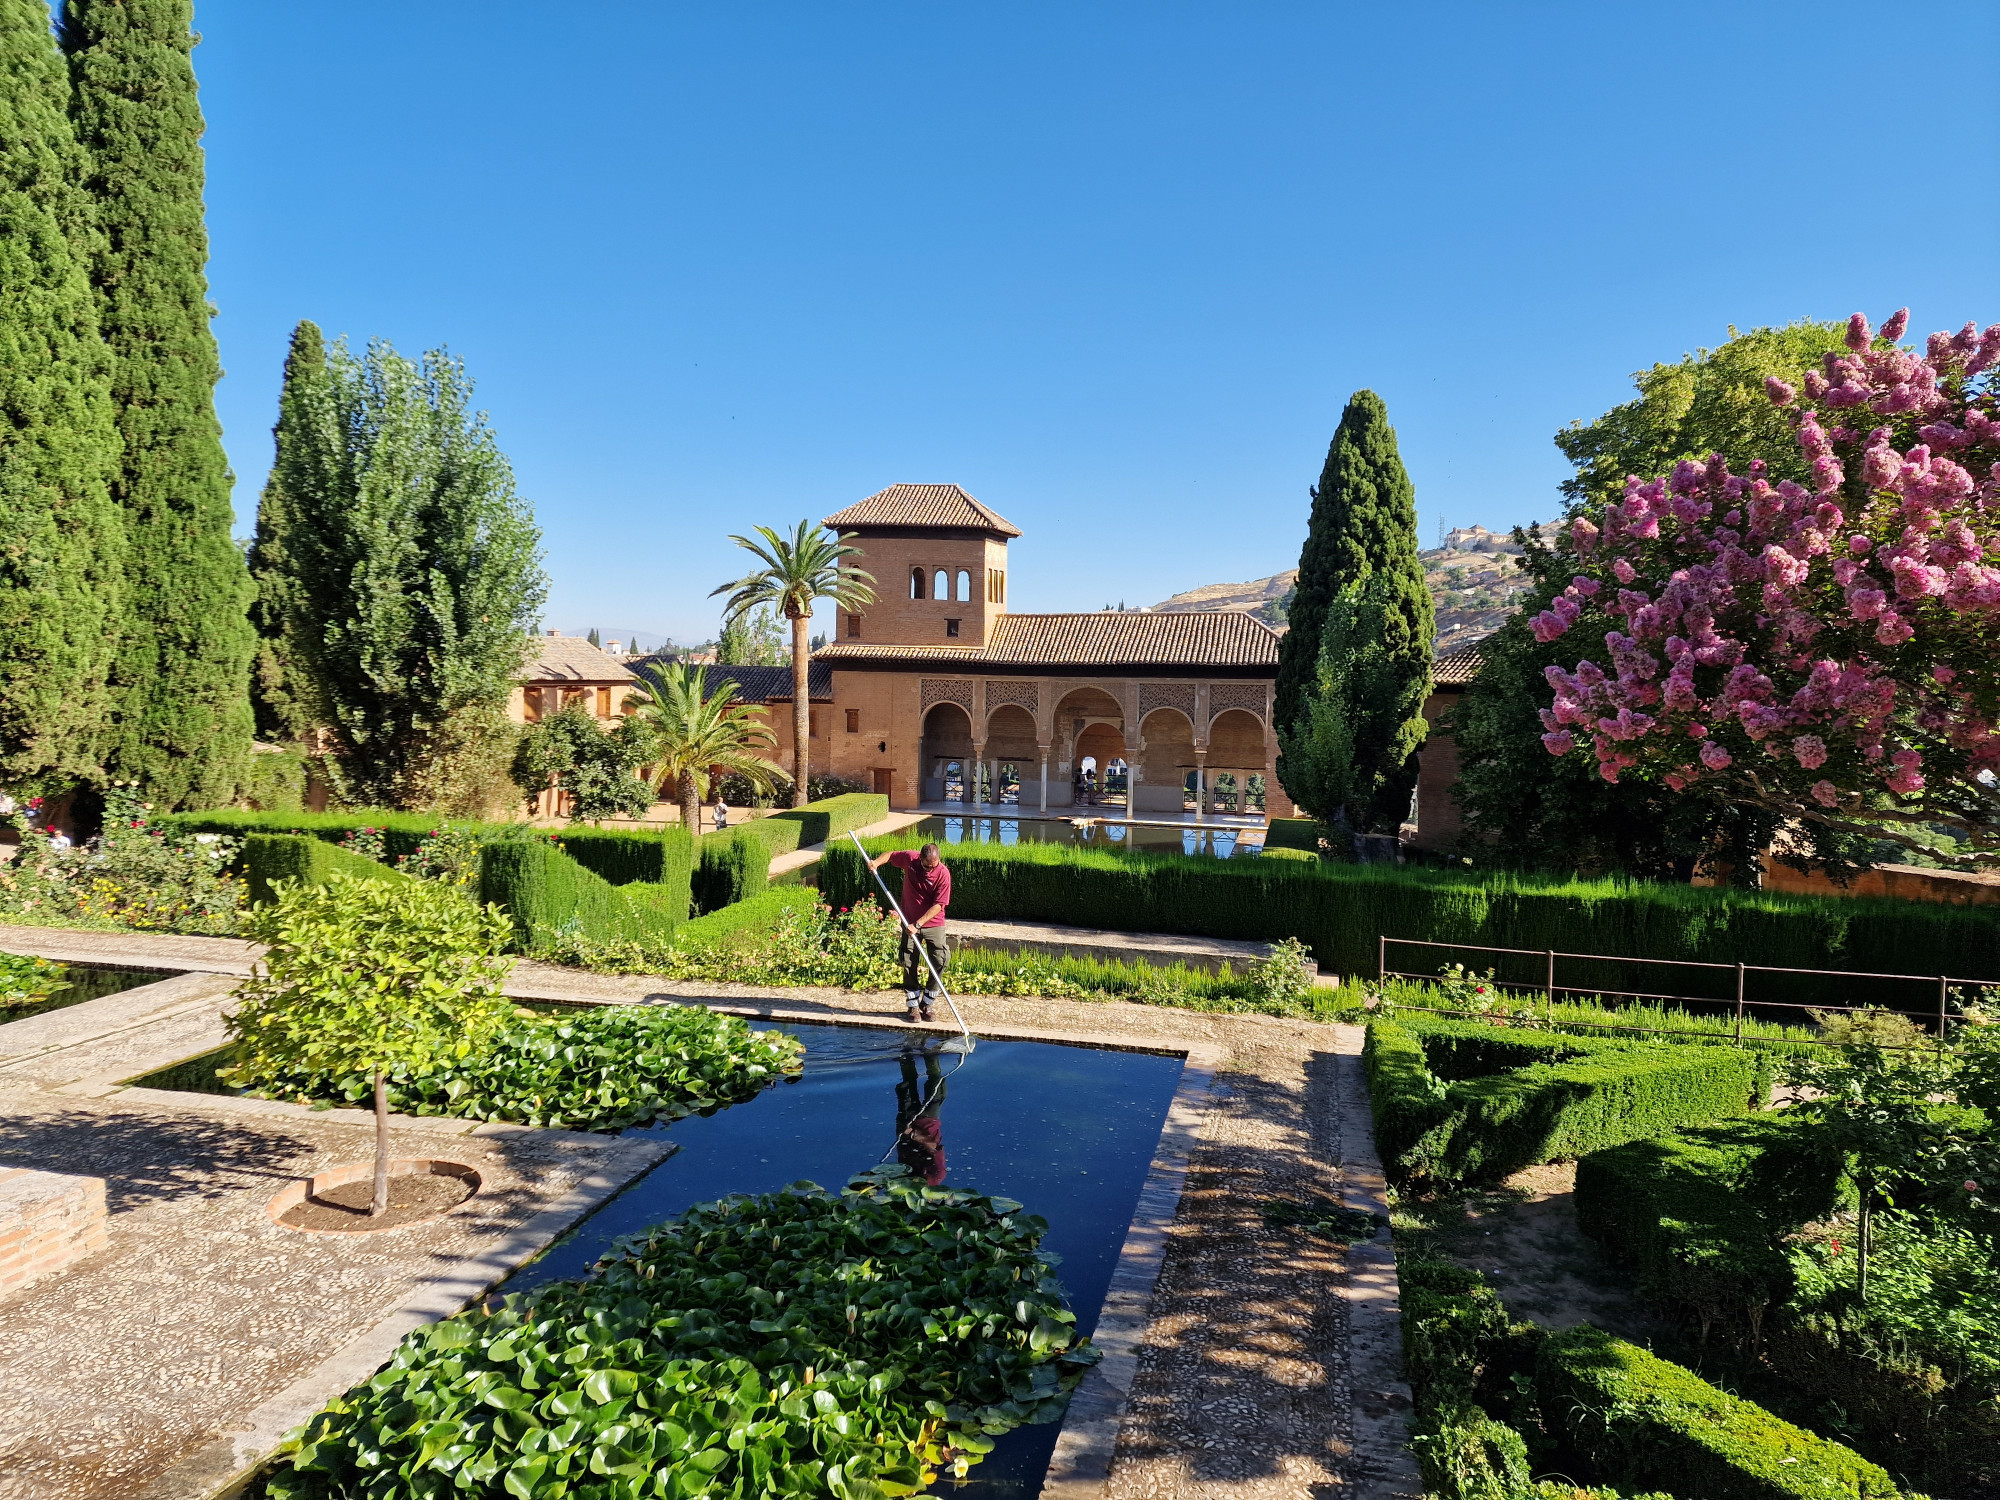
919;813;1251;859
0;963;168;1023
506;1019;1186;1500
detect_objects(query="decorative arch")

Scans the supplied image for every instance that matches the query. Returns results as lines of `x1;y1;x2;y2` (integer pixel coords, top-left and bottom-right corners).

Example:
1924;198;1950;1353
1208;682;1267;723
934;569;949;601
1207;707;1265;763
910;567;926;600
956;569;971;602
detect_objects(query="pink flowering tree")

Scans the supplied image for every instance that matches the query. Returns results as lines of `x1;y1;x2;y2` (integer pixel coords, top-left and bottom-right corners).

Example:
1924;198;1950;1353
1534;309;2000;868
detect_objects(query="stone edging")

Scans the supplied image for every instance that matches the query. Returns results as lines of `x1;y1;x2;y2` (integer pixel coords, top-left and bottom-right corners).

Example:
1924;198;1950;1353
1332;1024;1422;1500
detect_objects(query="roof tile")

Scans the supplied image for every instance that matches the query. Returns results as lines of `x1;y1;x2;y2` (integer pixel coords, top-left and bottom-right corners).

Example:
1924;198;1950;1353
818;610;1279;669
522;636;637;683
823;483;1022;537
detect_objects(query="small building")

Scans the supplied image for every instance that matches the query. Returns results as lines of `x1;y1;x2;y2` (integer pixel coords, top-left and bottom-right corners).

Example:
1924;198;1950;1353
1406;635;1491;852
509;631;639;726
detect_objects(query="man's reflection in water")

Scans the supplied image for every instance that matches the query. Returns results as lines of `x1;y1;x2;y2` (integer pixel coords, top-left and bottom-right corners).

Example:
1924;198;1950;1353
895;1047;948;1186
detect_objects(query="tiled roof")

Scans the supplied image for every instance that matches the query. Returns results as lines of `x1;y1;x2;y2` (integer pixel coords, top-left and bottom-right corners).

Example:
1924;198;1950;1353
1431;634;1494;687
818;610;1280;669
522;635;637;683
823;484;1022;537
623;657;833;704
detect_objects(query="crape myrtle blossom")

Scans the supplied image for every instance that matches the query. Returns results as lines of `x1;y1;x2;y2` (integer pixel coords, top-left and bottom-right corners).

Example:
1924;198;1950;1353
1534;309;2000;867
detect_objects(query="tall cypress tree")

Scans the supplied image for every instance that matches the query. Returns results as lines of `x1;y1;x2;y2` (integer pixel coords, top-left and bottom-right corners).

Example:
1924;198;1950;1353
246;320;327;744
62;0;254;809
0;0;122;793
1275;390;1434;834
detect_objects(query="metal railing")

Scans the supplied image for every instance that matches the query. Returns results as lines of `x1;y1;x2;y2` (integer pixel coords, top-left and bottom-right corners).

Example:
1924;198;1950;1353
1376;934;2000;1048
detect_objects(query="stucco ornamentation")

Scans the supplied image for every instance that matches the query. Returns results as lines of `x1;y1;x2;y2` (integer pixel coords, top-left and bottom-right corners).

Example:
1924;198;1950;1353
1208;682;1268;723
920;678;975;713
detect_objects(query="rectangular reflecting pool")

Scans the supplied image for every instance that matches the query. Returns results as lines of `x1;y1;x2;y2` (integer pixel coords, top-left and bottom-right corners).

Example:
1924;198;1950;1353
918;813;1256;859
507;1019;1187;1500
0;963;170;1024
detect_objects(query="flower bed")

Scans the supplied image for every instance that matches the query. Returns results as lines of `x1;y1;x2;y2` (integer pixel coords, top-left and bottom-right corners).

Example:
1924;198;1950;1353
264;1167;1098;1499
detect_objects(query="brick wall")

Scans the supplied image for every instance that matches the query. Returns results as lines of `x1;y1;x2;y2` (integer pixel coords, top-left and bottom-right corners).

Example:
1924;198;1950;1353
0;1168;108;1299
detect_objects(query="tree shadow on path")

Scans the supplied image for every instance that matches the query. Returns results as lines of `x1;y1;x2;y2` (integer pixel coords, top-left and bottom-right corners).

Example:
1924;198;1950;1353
0;1104;318;1213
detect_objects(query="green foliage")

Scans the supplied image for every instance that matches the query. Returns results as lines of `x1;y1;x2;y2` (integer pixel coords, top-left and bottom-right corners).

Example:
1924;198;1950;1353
1258;845;1318;863
551;826;693;920
1535;1325;1901;1500
1248;936;1316;1009
1261;817;1322;854
511;703;653;822
1275;390;1433;828
1576;1115;1848;1335
0;0;121;793
396;825;486;886
1358;972;1820;1051
477;837;681;952
158;807;510;861
237;746;309;812
694;825;773;912
239;833;411;906
623;661;784;831
716;603;787;665
0;784;243;932
675;885;820;950
240;1003;803;1134
224;875;517;1100
0;951;69;1010
1280;569;1431;835
62;0;254;810
824;831;2000;1011
1454;323;1859;882
245;323;548;809
266;1167;1099;1500
1363;1016;1765;1188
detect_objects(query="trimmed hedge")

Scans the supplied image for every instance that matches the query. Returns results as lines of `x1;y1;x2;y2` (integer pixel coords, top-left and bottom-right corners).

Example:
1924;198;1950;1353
1258;845;1318;863
1364;1015;1766;1187
159;807;502;863
692;793;890;912
1536;1325;1901;1500
1263;817;1322;853
677;885;819;949
238;833;412;906
552;826;694;922
822;833;2000;1007
477;839;681;951
1575;1116;1848;1332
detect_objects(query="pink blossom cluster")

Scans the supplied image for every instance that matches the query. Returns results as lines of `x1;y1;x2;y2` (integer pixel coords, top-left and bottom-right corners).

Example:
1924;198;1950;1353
1535;310;2000;820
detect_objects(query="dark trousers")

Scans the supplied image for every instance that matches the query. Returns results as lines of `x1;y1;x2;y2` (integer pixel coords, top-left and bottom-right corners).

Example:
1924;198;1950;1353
900;925;949;995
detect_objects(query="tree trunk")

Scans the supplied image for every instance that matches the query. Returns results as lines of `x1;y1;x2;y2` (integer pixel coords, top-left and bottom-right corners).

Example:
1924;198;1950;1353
790;611;810;808
1857;1181;1872;1304
681;773;701;835
371;1070;389;1217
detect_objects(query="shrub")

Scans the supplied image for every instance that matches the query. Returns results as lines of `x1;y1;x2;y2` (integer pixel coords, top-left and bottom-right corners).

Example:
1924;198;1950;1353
693;825;772;912
237;746;309;811
157;808;512;863
1364;1016;1766;1187
239;833;412;906
477;838;682;952
676;885;820;950
1535;1325;1901;1500
0;786;245;935
1259;845;1319;863
265;1167;1101;1500
242;1003;803;1132
823;831;2000;1009
1575;1115;1847;1338
1262;816;1322;853
551;825;694;921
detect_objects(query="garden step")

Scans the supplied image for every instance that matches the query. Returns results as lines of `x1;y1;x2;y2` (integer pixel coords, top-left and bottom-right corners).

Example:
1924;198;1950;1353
948;917;1320;979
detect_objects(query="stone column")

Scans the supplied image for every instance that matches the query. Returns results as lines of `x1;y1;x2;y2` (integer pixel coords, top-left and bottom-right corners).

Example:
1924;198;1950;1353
971;741;986;808
1038;750;1049;814
1194;752;1208;823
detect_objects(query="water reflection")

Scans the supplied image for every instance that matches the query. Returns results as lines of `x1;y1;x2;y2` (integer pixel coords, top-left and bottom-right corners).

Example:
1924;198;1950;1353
925;814;1242;859
895;1049;948;1184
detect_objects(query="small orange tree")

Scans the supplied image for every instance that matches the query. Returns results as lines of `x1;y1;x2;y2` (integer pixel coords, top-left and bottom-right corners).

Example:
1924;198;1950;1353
223;873;516;1215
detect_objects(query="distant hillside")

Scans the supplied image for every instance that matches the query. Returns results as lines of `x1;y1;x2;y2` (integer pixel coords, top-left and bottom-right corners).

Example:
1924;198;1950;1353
1149;524;1554;652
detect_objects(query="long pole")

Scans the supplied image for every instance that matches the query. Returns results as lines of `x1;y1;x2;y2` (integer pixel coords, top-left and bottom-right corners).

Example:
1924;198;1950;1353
847;833;972;1045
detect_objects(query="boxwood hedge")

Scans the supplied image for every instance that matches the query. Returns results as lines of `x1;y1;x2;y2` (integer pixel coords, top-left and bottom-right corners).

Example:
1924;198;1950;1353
239;833;412;906
160;808;504;863
265;1167;1099;1500
676;886;819;950
823;833;2000;1009
1364;1016;1766;1187
693;794;890;912
478;839;683;952
551;827;694;917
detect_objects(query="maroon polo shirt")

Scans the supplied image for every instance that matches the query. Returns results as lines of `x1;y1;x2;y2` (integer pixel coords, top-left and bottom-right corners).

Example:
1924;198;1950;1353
887;850;951;928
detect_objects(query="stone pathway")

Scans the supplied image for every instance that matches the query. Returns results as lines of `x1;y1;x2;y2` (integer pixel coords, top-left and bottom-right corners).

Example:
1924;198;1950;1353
0;928;1419;1500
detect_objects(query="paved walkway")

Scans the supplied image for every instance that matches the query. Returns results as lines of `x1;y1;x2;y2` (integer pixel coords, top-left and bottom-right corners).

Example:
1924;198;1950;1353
0;928;1418;1500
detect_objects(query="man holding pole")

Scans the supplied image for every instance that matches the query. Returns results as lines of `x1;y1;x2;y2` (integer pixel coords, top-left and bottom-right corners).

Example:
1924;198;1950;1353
870;842;951;1024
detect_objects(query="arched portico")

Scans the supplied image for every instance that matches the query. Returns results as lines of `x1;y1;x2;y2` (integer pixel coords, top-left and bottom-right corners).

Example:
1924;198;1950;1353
920;702;974;803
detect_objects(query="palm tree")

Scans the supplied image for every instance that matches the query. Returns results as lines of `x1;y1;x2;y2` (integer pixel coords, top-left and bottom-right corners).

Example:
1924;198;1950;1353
712;520;876;806
623;662;786;831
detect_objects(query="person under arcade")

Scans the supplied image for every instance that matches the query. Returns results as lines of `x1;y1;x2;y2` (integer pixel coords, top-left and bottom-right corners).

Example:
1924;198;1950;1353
868;842;950;1024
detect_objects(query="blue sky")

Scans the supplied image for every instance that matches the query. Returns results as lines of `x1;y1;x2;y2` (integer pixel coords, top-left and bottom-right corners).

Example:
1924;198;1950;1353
194;2;1999;645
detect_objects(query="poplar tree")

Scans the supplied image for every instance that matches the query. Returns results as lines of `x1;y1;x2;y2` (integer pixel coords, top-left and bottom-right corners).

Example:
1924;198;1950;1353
1275;390;1434;835
0;0;122;792
63;0;255;808
249;327;549;809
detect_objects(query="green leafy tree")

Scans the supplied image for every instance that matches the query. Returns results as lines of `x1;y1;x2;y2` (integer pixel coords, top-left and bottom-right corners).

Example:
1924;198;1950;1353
0;0;122;796
712;522;875;807
223;874;516;1216
716;604;787;666
1275;391;1433;835
1279;573;1430;833
511;701;653;822
1454;322;1859;879
61;0;254;809
247;325;548;809
623;662;784;831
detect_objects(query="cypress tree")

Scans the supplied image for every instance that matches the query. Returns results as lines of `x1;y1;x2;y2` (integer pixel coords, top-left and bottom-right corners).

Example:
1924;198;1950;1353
62;0;254;808
1275;390;1434;835
0;0;122;793
246;320;327;744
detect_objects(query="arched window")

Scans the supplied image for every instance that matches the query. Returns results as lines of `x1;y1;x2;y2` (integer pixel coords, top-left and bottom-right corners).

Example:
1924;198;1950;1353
934;569;949;601
956;569;971;602
910;567;925;600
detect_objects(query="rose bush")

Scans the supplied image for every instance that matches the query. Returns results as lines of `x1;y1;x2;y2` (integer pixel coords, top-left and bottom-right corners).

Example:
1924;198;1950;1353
1533;309;2000;865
